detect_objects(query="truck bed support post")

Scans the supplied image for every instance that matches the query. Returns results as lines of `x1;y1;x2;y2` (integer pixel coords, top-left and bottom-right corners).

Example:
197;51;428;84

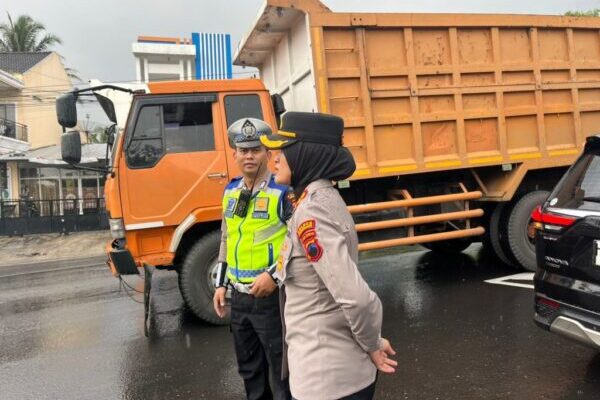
143;264;154;337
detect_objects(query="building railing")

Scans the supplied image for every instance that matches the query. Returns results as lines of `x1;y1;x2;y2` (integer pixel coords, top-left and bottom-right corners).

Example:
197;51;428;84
0;197;106;218
0;197;108;236
0;117;28;142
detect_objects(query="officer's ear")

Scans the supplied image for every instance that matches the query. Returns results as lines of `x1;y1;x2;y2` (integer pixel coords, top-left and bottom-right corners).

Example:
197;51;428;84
266;149;272;160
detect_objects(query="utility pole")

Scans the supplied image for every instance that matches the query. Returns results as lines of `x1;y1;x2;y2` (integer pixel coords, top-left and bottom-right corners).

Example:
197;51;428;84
84;114;90;143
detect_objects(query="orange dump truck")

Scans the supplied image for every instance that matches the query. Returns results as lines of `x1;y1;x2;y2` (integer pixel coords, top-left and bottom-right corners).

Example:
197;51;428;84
56;0;600;326
235;0;600;269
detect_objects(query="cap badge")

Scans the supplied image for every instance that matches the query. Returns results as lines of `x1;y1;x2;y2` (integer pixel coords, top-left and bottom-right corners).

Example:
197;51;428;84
241;120;257;138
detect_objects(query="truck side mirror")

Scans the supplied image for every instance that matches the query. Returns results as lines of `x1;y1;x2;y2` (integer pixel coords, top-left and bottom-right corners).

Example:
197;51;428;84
56;93;78;128
61;131;82;164
271;94;286;128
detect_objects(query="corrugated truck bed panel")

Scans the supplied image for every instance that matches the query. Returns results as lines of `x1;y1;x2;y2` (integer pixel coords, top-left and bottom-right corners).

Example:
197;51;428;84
235;1;600;180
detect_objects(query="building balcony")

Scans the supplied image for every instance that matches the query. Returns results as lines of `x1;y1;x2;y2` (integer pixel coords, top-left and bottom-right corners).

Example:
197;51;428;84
0;118;28;142
0;118;30;153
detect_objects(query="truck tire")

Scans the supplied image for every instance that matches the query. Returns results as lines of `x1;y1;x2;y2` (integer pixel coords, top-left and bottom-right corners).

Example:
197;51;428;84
179;231;228;325
422;239;472;254
489;203;515;267
507;190;549;272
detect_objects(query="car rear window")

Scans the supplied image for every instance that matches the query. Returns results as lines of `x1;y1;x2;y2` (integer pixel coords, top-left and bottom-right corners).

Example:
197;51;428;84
548;152;600;212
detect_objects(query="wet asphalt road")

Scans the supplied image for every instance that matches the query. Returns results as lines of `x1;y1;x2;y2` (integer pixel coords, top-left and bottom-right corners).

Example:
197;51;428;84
1;246;599;400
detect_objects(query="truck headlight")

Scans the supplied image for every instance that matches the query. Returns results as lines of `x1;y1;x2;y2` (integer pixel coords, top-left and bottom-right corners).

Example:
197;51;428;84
109;218;125;239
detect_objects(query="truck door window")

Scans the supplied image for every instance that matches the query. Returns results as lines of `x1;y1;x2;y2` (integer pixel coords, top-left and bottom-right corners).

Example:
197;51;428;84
127;106;163;168
164;102;215;153
225;94;263;128
127;99;217;168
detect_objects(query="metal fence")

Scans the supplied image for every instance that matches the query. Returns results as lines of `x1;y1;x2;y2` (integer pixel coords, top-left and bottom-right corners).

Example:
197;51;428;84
0;197;108;236
0;118;28;142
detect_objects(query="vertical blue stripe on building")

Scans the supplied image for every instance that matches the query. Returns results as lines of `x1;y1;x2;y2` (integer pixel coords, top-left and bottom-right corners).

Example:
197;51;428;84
209;33;213;79
192;32;201;80
209;33;213;80
225;34;232;79
191;31;232;80
219;34;224;79
216;34;220;79
213;33;218;79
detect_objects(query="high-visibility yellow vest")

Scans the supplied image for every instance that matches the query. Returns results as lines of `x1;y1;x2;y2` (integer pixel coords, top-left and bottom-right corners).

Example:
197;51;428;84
223;176;287;284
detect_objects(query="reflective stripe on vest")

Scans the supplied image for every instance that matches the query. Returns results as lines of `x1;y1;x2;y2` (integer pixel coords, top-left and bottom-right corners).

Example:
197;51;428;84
223;178;287;284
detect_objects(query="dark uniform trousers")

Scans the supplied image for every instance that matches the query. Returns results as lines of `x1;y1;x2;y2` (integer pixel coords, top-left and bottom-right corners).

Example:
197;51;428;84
231;288;291;400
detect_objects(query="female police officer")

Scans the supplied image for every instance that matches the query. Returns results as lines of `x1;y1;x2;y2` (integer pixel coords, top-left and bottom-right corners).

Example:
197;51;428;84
260;112;396;400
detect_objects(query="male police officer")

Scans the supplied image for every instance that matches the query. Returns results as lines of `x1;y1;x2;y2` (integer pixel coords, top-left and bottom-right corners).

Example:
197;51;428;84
213;118;292;400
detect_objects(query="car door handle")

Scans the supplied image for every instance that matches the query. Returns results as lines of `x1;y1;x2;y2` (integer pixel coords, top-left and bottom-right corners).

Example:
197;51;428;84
208;172;228;179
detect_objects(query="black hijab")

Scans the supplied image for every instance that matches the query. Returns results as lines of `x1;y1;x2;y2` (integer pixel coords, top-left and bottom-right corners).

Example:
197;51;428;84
282;141;356;197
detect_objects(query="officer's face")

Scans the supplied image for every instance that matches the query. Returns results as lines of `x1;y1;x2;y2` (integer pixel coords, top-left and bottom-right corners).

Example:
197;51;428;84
233;146;270;176
273;150;292;185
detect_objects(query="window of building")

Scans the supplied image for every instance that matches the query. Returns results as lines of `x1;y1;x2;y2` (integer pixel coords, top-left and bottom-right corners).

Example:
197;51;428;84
17;167;105;216
0;104;16;139
0;163;11;199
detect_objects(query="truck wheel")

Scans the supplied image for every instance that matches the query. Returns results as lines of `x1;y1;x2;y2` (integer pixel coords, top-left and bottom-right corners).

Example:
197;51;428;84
422;238;472;254
507;190;549;272
489;203;515;267
179;231;228;325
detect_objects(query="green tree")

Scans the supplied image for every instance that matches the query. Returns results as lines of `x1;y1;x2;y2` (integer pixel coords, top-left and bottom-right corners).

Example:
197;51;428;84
0;12;62;52
90;125;108;144
565;9;600;17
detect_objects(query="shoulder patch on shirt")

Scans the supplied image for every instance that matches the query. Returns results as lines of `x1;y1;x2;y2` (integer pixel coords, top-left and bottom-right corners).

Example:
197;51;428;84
296;219;323;262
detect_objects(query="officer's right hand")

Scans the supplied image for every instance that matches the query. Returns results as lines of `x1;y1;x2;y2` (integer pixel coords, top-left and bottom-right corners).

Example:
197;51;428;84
213;287;227;318
369;338;397;374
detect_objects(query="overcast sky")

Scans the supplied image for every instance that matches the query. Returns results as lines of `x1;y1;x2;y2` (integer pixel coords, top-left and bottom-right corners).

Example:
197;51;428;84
2;0;600;123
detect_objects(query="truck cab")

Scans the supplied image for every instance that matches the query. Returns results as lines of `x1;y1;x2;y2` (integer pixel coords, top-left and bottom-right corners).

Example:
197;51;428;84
57;79;284;325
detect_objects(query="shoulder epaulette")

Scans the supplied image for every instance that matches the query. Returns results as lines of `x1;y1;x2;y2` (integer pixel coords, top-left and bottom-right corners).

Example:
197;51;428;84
225;176;243;190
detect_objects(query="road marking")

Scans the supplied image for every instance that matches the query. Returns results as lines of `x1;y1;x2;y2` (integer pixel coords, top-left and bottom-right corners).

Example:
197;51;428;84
485;273;534;289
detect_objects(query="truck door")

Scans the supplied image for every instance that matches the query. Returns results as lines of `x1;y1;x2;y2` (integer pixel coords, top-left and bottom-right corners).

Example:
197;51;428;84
120;93;229;228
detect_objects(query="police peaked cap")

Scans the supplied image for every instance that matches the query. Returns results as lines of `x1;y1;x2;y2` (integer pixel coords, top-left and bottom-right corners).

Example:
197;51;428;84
260;112;344;149
227;118;273;149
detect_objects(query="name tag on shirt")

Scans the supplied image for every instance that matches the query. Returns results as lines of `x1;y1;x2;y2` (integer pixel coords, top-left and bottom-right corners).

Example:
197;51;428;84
252;211;269;219
225;198;237;218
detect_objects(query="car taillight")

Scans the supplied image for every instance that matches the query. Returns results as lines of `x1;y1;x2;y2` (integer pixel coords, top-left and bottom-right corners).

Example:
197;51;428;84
530;206;576;232
537;297;560;310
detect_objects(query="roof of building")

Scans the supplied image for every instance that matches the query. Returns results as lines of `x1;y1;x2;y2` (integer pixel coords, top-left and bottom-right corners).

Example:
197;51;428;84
0;143;107;165
0;52;52;74
0;68;23;89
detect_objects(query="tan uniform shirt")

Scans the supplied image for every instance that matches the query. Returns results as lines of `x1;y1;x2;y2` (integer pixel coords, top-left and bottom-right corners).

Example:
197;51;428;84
277;179;383;400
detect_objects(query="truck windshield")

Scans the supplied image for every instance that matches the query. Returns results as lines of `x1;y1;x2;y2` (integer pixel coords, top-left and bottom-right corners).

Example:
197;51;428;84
548;152;600;212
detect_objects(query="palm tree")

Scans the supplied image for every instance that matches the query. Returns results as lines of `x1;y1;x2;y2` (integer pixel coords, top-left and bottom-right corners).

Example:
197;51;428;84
0;12;62;52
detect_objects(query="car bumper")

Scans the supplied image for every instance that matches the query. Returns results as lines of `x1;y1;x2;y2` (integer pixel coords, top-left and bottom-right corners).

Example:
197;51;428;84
534;294;600;350
549;316;600;349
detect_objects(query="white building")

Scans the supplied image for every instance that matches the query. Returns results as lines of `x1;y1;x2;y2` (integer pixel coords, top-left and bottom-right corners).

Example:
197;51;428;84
132;34;232;83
